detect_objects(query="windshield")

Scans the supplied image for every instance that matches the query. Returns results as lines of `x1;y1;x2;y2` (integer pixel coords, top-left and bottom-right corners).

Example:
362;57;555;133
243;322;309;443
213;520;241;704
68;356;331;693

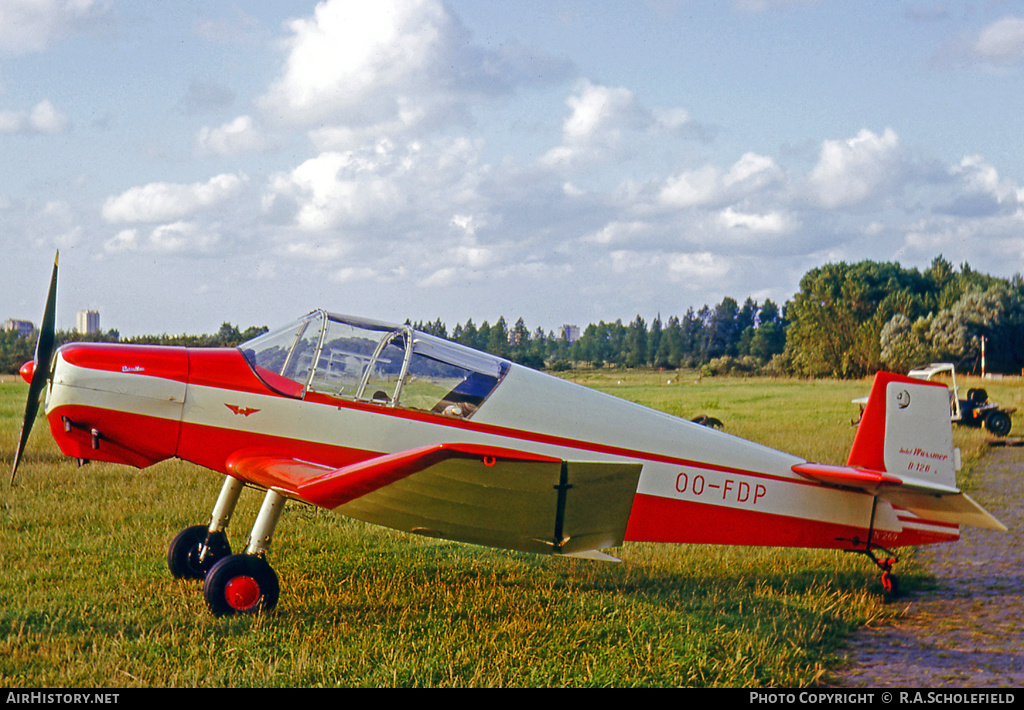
240;311;508;418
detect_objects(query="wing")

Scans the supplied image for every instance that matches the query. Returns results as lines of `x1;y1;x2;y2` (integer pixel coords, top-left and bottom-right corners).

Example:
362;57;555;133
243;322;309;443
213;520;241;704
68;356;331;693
227;443;644;557
792;462;1006;531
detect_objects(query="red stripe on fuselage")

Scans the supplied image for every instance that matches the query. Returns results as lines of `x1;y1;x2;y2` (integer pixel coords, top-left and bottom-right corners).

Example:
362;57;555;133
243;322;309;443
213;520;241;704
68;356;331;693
624;493;960;549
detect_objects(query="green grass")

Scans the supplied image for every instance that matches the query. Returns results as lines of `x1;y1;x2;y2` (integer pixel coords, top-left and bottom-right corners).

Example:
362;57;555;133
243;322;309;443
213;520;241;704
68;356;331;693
1;371;1018;687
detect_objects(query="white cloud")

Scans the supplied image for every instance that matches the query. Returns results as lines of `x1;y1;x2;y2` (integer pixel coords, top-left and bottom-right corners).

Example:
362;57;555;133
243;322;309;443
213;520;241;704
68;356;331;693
563;83;636;141
276;241;349;261
0;99;69;134
718;207;796;234
196;116;268;156
148;221;219;253
600;249;732;290
724;152;781;188
0;0;106;55
953;155;1022;205
541;80;647;168
666;252;731;284
972;16;1024;65
102;173;248;223
460;246;493;268
658;153;780;208
104;228;139;253
263;0;446;119
334;265;379;283
265;151;399;231
29;99;69;133
659;166;722;208
808;128;902;208
102;222;220;256
651;107;692;132
260;0;570;139
581;220;651;246
264;136;488;239
419;266;456;288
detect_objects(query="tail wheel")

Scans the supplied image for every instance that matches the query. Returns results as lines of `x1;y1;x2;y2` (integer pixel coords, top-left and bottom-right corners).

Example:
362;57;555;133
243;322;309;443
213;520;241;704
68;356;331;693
203;554;279;616
881;571;899;597
167;525;231;580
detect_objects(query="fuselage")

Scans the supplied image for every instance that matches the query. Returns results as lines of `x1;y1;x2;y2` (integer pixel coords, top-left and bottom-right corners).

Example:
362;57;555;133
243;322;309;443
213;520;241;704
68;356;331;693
43;337;960;553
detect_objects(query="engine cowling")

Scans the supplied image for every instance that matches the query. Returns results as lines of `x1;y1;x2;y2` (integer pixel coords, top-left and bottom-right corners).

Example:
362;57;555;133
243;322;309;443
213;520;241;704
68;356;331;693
45;343;188;468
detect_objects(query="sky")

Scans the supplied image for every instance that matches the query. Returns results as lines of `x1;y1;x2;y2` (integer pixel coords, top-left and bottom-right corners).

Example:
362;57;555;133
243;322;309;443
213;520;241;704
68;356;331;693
1;0;1023;338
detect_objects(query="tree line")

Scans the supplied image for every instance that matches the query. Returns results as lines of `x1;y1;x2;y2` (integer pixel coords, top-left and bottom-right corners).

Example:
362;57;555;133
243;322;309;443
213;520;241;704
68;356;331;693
418;256;1023;378
783;257;1024;378
3;256;1022;378
0;323;268;376
410;296;786;376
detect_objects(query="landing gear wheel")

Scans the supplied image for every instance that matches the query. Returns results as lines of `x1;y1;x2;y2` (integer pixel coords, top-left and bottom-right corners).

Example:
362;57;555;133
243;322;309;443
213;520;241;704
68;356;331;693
203;554;279;616
881;570;899;597
167;525;231;580
984;410;1012;437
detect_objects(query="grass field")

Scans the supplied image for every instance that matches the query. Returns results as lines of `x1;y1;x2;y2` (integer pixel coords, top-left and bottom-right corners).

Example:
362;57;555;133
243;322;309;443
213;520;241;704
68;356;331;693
0;369;1018;687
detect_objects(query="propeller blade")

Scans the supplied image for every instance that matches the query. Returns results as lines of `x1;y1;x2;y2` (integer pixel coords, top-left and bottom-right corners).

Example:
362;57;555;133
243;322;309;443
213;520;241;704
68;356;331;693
10;252;59;485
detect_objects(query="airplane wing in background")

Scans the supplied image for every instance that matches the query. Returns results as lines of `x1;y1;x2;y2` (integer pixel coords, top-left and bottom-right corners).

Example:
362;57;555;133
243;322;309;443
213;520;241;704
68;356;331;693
227;443;644;557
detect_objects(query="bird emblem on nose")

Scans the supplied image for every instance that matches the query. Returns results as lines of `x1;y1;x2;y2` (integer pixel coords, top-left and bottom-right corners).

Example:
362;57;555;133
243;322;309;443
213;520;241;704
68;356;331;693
225;404;260;417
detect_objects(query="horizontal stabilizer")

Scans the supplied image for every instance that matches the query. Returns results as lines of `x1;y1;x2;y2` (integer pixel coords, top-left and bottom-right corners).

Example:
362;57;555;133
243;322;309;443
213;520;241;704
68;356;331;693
884;488;1006;531
227;443;644;556
791;462;903;491
792;461;1006;531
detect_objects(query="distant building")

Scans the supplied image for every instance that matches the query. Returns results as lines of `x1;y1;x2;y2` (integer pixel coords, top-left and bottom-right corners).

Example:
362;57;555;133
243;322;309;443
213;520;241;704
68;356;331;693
77;310;100;335
558;324;580;343
3;319;34;337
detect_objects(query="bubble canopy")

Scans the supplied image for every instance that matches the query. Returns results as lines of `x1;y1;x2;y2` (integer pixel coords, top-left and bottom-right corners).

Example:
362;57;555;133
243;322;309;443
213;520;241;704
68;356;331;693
239;310;509;419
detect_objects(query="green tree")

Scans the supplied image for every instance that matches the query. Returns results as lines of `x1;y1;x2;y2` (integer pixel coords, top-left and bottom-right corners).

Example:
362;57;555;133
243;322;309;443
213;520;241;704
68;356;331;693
625;315;648;368
784;261;930;378
879;313;932;372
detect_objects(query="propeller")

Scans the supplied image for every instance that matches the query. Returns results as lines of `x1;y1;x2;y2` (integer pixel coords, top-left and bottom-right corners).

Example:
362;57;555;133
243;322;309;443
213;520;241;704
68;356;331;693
10;252;59;485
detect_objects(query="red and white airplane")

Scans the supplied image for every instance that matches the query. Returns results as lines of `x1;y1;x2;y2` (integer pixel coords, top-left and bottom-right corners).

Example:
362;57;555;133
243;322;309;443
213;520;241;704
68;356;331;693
11;254;1005;615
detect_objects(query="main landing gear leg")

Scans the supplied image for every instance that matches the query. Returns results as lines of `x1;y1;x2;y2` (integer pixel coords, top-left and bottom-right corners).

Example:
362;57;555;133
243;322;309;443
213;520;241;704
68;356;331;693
203;489;285;616
167;476;244;580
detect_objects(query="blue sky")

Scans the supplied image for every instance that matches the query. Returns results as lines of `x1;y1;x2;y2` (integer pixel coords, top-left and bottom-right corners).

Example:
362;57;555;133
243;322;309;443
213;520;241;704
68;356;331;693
2;0;1023;337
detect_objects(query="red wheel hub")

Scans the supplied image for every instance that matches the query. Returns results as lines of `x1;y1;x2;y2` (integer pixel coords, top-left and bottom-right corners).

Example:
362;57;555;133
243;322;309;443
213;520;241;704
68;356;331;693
224;575;261;611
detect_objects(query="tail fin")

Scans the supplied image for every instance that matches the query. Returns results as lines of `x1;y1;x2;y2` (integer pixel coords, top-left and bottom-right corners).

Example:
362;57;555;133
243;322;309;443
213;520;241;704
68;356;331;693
848;371;959;492
846;371;1005;531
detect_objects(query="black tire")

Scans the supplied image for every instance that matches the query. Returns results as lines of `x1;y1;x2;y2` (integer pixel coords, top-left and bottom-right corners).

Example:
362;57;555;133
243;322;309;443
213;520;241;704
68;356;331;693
203;554;279;616
168;525;231;580
168;525;208;580
984;410;1012;437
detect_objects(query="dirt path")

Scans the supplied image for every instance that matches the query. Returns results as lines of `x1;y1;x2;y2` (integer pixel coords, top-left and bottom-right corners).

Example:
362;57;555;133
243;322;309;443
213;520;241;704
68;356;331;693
832;444;1024;687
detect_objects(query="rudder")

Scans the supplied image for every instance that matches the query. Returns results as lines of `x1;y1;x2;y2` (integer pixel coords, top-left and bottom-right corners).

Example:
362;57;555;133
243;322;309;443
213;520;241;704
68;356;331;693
847;371;959;492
